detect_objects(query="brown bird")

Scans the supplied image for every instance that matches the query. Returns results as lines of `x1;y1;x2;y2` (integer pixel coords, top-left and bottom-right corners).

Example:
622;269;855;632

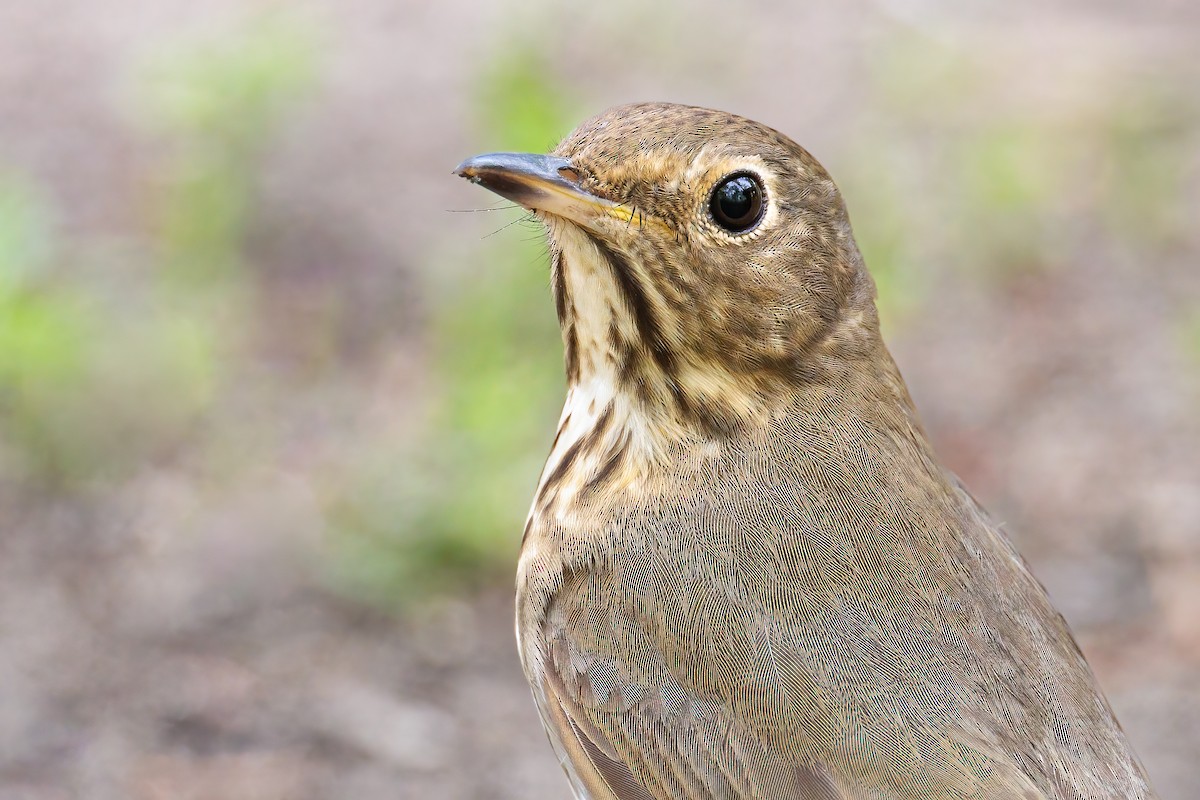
455;103;1156;800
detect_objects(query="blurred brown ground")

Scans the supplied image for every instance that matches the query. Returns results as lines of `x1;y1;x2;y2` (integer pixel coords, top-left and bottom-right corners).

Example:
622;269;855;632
0;1;1197;798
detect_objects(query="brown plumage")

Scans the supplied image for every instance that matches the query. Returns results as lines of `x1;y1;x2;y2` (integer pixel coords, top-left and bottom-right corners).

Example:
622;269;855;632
455;102;1156;800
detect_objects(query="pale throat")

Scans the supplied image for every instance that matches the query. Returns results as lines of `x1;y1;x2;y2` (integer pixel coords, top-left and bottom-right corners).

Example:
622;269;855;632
541;220;774;475
551;223;634;387
540;223;654;481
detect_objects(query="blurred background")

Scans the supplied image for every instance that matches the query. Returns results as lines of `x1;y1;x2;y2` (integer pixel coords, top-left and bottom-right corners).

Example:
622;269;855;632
0;1;1197;798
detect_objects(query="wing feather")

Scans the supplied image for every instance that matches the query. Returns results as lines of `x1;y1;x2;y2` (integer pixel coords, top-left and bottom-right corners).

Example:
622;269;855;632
531;563;1052;800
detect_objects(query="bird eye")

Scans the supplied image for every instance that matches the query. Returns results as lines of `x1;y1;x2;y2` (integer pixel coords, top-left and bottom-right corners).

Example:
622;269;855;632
709;172;765;233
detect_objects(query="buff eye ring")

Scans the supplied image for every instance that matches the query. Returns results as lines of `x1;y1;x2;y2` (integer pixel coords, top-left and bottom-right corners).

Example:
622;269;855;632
709;172;765;233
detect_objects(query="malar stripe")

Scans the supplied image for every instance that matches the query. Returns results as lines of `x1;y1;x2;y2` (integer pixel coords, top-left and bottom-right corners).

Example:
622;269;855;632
564;323;580;383
587;235;676;378
536;403;616;503
579;403;615;452
537;436;585;505
548;412;571;453
564;404;615;486
552;251;570;323
580;434;629;496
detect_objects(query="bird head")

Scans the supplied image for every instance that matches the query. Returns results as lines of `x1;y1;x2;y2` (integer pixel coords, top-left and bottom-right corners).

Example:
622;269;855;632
457;102;885;437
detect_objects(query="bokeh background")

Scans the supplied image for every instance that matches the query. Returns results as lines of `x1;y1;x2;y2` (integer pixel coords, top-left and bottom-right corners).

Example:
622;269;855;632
1;1;1197;798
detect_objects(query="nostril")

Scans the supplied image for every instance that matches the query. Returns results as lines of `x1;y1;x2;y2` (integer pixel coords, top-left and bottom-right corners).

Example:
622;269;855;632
557;166;583;183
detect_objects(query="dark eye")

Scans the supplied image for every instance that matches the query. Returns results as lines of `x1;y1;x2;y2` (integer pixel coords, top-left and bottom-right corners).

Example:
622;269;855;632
709;172;765;233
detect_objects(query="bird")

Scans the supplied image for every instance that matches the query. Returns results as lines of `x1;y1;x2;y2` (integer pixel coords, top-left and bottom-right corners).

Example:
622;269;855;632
455;102;1156;800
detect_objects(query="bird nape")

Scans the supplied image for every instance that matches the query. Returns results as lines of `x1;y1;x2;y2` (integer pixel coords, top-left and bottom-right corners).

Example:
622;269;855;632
456;102;1157;800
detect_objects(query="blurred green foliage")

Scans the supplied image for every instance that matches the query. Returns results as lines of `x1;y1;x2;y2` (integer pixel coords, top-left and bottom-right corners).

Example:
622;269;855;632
322;40;573;608
140;13;318;288
1098;84;1197;245
0;170;219;483
842;29;1196;334
1182;310;1200;369
474;45;574;153
0;174;52;288
836;143;926;327
948;123;1076;273
0;15;315;487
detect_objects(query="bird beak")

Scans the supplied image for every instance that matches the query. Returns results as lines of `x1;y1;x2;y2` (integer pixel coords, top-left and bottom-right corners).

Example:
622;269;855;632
455;152;635;228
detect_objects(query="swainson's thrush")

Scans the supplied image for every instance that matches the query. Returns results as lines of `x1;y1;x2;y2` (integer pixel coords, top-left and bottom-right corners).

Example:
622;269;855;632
456;103;1156;800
